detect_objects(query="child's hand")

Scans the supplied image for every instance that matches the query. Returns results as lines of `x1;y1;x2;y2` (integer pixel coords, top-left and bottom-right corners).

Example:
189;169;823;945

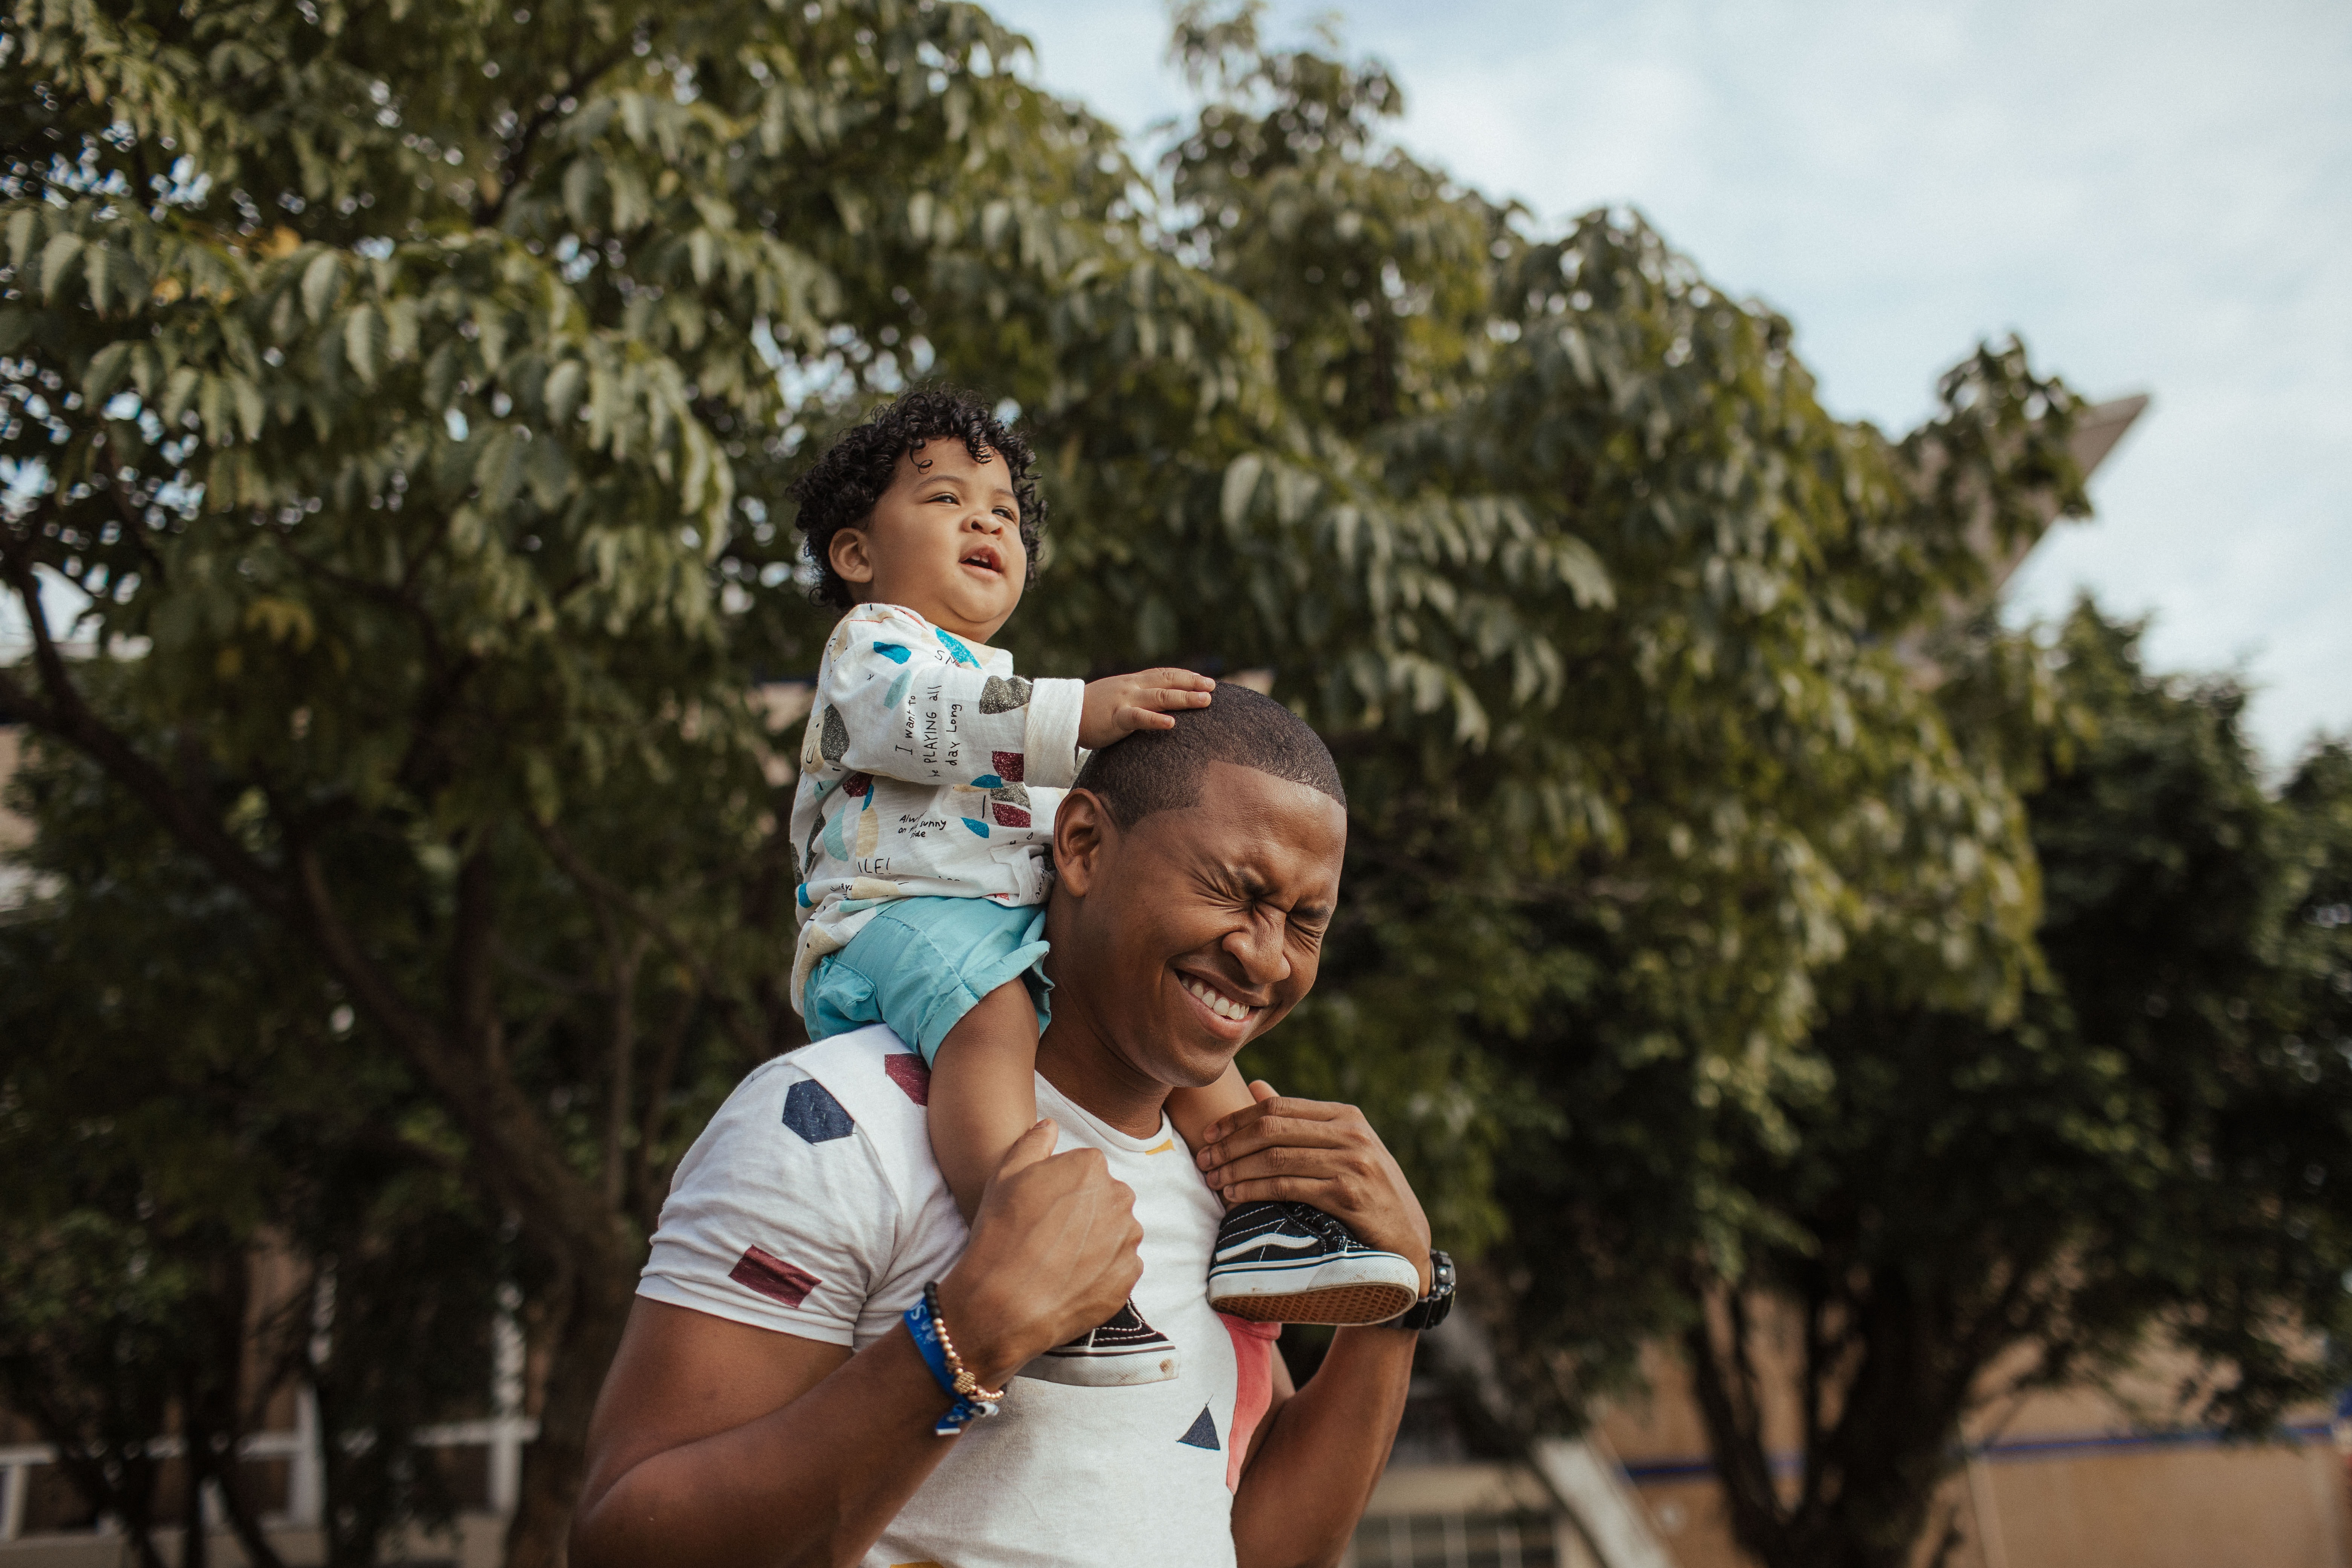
1079;668;1216;748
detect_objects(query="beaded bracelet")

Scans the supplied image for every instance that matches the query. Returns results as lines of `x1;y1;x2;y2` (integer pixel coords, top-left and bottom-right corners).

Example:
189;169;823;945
903;1282;1004;1436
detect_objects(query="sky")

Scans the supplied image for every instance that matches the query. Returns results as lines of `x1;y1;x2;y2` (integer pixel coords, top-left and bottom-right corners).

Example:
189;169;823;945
989;0;2352;766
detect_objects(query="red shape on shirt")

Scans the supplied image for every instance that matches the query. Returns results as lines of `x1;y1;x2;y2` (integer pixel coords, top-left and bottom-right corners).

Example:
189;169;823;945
992;750;1024;783
730;1245;819;1309
1220;1314;1282;1492
841;772;873;797
882;1052;931;1107
991;801;1031;827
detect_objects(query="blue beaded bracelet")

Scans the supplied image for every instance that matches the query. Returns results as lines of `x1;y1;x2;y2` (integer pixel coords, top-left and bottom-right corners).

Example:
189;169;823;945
903;1284;1001;1436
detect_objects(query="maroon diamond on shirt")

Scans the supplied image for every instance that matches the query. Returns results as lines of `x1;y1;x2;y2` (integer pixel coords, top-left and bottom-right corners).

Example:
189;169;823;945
730;1245;819;1308
992;801;1031;828
883;1052;931;1107
992;750;1024;783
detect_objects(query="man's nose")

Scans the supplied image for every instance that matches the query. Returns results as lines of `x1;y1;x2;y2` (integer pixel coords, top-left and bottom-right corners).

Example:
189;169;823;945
1222;910;1290;989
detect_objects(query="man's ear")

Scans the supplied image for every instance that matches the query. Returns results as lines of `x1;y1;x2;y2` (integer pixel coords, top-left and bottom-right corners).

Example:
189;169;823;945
828;525;876;590
1052;789;1115;897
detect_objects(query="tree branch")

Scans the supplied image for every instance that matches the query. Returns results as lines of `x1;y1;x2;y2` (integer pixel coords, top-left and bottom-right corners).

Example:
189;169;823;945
474;31;654;227
452;846;501;1062
528;816;763;1059
631;984;698;1224
0;537;296;923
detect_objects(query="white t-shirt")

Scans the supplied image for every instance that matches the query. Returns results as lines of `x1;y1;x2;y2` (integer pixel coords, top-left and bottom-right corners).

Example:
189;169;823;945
639;1026;1282;1568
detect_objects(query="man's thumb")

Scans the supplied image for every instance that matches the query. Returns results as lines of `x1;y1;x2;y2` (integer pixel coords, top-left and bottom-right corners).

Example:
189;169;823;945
997;1118;1060;1177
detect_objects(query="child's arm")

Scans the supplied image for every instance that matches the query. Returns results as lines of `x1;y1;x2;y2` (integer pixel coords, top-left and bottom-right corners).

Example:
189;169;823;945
809;606;1084;790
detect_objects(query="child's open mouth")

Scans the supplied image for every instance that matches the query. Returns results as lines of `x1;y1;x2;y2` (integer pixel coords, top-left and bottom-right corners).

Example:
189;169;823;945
960;545;1004;575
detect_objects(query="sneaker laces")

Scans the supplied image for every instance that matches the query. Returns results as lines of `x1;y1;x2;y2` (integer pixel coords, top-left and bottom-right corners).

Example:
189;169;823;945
1281;1202;1355;1248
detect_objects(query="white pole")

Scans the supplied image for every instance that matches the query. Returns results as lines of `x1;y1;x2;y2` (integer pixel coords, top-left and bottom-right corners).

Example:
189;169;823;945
0;1459;25;1542
488;1282;526;1516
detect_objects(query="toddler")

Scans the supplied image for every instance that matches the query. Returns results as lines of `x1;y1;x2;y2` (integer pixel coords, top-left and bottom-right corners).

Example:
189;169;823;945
786;389;1421;1385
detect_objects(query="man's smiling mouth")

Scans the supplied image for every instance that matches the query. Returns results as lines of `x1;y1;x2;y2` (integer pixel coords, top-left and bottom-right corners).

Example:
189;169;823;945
1179;973;1257;1023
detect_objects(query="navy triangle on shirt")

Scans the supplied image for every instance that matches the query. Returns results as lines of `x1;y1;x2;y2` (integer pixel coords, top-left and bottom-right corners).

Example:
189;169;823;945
1177;1406;1220;1451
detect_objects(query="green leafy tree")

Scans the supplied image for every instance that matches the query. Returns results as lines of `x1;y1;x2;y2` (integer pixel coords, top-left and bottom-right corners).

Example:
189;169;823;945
0;2;2130;1563
0;0;1254;1558
1499;604;2352;1568
0;722;508;1566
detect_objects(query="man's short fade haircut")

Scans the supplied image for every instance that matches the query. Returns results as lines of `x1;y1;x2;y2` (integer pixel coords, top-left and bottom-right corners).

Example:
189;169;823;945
787;386;1045;610
1075;683;1348;827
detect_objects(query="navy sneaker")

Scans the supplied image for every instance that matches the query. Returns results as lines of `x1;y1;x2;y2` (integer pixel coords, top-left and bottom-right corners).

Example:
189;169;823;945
1018;1300;1180;1387
1207;1201;1422;1325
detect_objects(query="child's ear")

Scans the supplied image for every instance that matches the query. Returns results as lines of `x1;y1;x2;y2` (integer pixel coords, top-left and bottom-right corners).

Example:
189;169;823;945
1052;789;1115;896
828;527;876;590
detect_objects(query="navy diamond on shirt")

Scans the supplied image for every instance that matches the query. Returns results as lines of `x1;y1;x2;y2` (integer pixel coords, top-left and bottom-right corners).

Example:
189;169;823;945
782;1079;854;1144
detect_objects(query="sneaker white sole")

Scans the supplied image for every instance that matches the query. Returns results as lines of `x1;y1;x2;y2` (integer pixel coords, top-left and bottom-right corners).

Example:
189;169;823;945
1017;1345;1181;1386
1210;1254;1422;1326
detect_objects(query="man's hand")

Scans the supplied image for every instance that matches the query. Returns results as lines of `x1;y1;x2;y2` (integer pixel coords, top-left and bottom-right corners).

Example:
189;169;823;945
571;1119;1145;1568
1078;668;1215;749
936;1119;1144;1387
1194;1082;1435;1295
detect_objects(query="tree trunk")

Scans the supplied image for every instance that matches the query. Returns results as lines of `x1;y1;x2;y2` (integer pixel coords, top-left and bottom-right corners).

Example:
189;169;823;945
502;1253;638;1568
1682;1297;1959;1568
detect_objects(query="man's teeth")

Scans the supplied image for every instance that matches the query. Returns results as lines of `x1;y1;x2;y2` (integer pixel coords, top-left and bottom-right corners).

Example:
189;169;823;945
1181;976;1252;1021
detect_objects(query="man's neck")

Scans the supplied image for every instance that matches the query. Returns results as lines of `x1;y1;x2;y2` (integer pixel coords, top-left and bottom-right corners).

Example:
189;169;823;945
1033;1013;1174;1139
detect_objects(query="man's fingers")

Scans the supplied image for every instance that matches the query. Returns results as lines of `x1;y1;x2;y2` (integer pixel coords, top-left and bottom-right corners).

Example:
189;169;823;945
1199;1079;1285;1147
1194;1100;1346;1166
1197;1118;1352;1167
1215;1175;1336;1208
1201;1141;1361;1193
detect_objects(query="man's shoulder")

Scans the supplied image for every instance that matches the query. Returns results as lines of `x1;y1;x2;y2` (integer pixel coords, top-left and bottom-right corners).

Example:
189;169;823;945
643;1027;947;1343
784;1027;936;1128
766;1027;941;1209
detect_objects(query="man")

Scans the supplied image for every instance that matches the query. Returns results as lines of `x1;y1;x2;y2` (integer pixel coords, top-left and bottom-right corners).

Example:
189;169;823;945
572;687;1452;1566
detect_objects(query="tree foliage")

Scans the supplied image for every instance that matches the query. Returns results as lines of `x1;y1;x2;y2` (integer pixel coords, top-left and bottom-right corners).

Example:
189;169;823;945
1491;604;2352;1568
0;715;506;1566
11;3;2334;1566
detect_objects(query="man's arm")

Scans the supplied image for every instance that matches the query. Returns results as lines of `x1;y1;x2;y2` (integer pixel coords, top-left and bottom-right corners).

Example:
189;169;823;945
571;1120;1143;1568
1202;1086;1433;1568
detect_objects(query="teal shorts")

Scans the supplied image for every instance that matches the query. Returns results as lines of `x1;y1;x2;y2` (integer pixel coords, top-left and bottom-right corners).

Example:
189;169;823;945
805;896;1052;1064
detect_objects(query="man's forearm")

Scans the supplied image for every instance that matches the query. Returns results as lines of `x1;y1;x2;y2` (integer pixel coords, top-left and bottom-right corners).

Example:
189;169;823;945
572;1325;959;1568
1231;1326;1418;1568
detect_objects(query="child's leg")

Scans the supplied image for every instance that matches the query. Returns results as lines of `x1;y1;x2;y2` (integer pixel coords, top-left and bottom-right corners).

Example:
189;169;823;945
927;978;1042;1224
1165;1062;1259;1162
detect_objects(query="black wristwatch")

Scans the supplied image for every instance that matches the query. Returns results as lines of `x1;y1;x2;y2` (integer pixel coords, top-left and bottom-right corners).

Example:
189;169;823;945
1386;1250;1456;1331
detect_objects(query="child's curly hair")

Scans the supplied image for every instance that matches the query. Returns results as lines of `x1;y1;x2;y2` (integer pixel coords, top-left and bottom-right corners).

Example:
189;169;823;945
787;387;1046;611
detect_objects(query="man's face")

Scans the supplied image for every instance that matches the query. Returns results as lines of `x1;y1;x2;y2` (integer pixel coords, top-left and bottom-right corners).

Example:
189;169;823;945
1048;761;1347;1092
827;440;1027;642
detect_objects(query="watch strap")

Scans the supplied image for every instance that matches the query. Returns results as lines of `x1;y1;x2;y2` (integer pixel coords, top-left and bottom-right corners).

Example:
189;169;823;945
1388;1249;1456;1331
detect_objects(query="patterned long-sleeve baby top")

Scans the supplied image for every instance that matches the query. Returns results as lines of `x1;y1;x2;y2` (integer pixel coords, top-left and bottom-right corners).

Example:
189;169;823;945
788;602;1085;1011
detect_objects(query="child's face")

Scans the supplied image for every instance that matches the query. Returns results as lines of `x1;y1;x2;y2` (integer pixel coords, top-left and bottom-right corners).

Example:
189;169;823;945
827;440;1027;641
